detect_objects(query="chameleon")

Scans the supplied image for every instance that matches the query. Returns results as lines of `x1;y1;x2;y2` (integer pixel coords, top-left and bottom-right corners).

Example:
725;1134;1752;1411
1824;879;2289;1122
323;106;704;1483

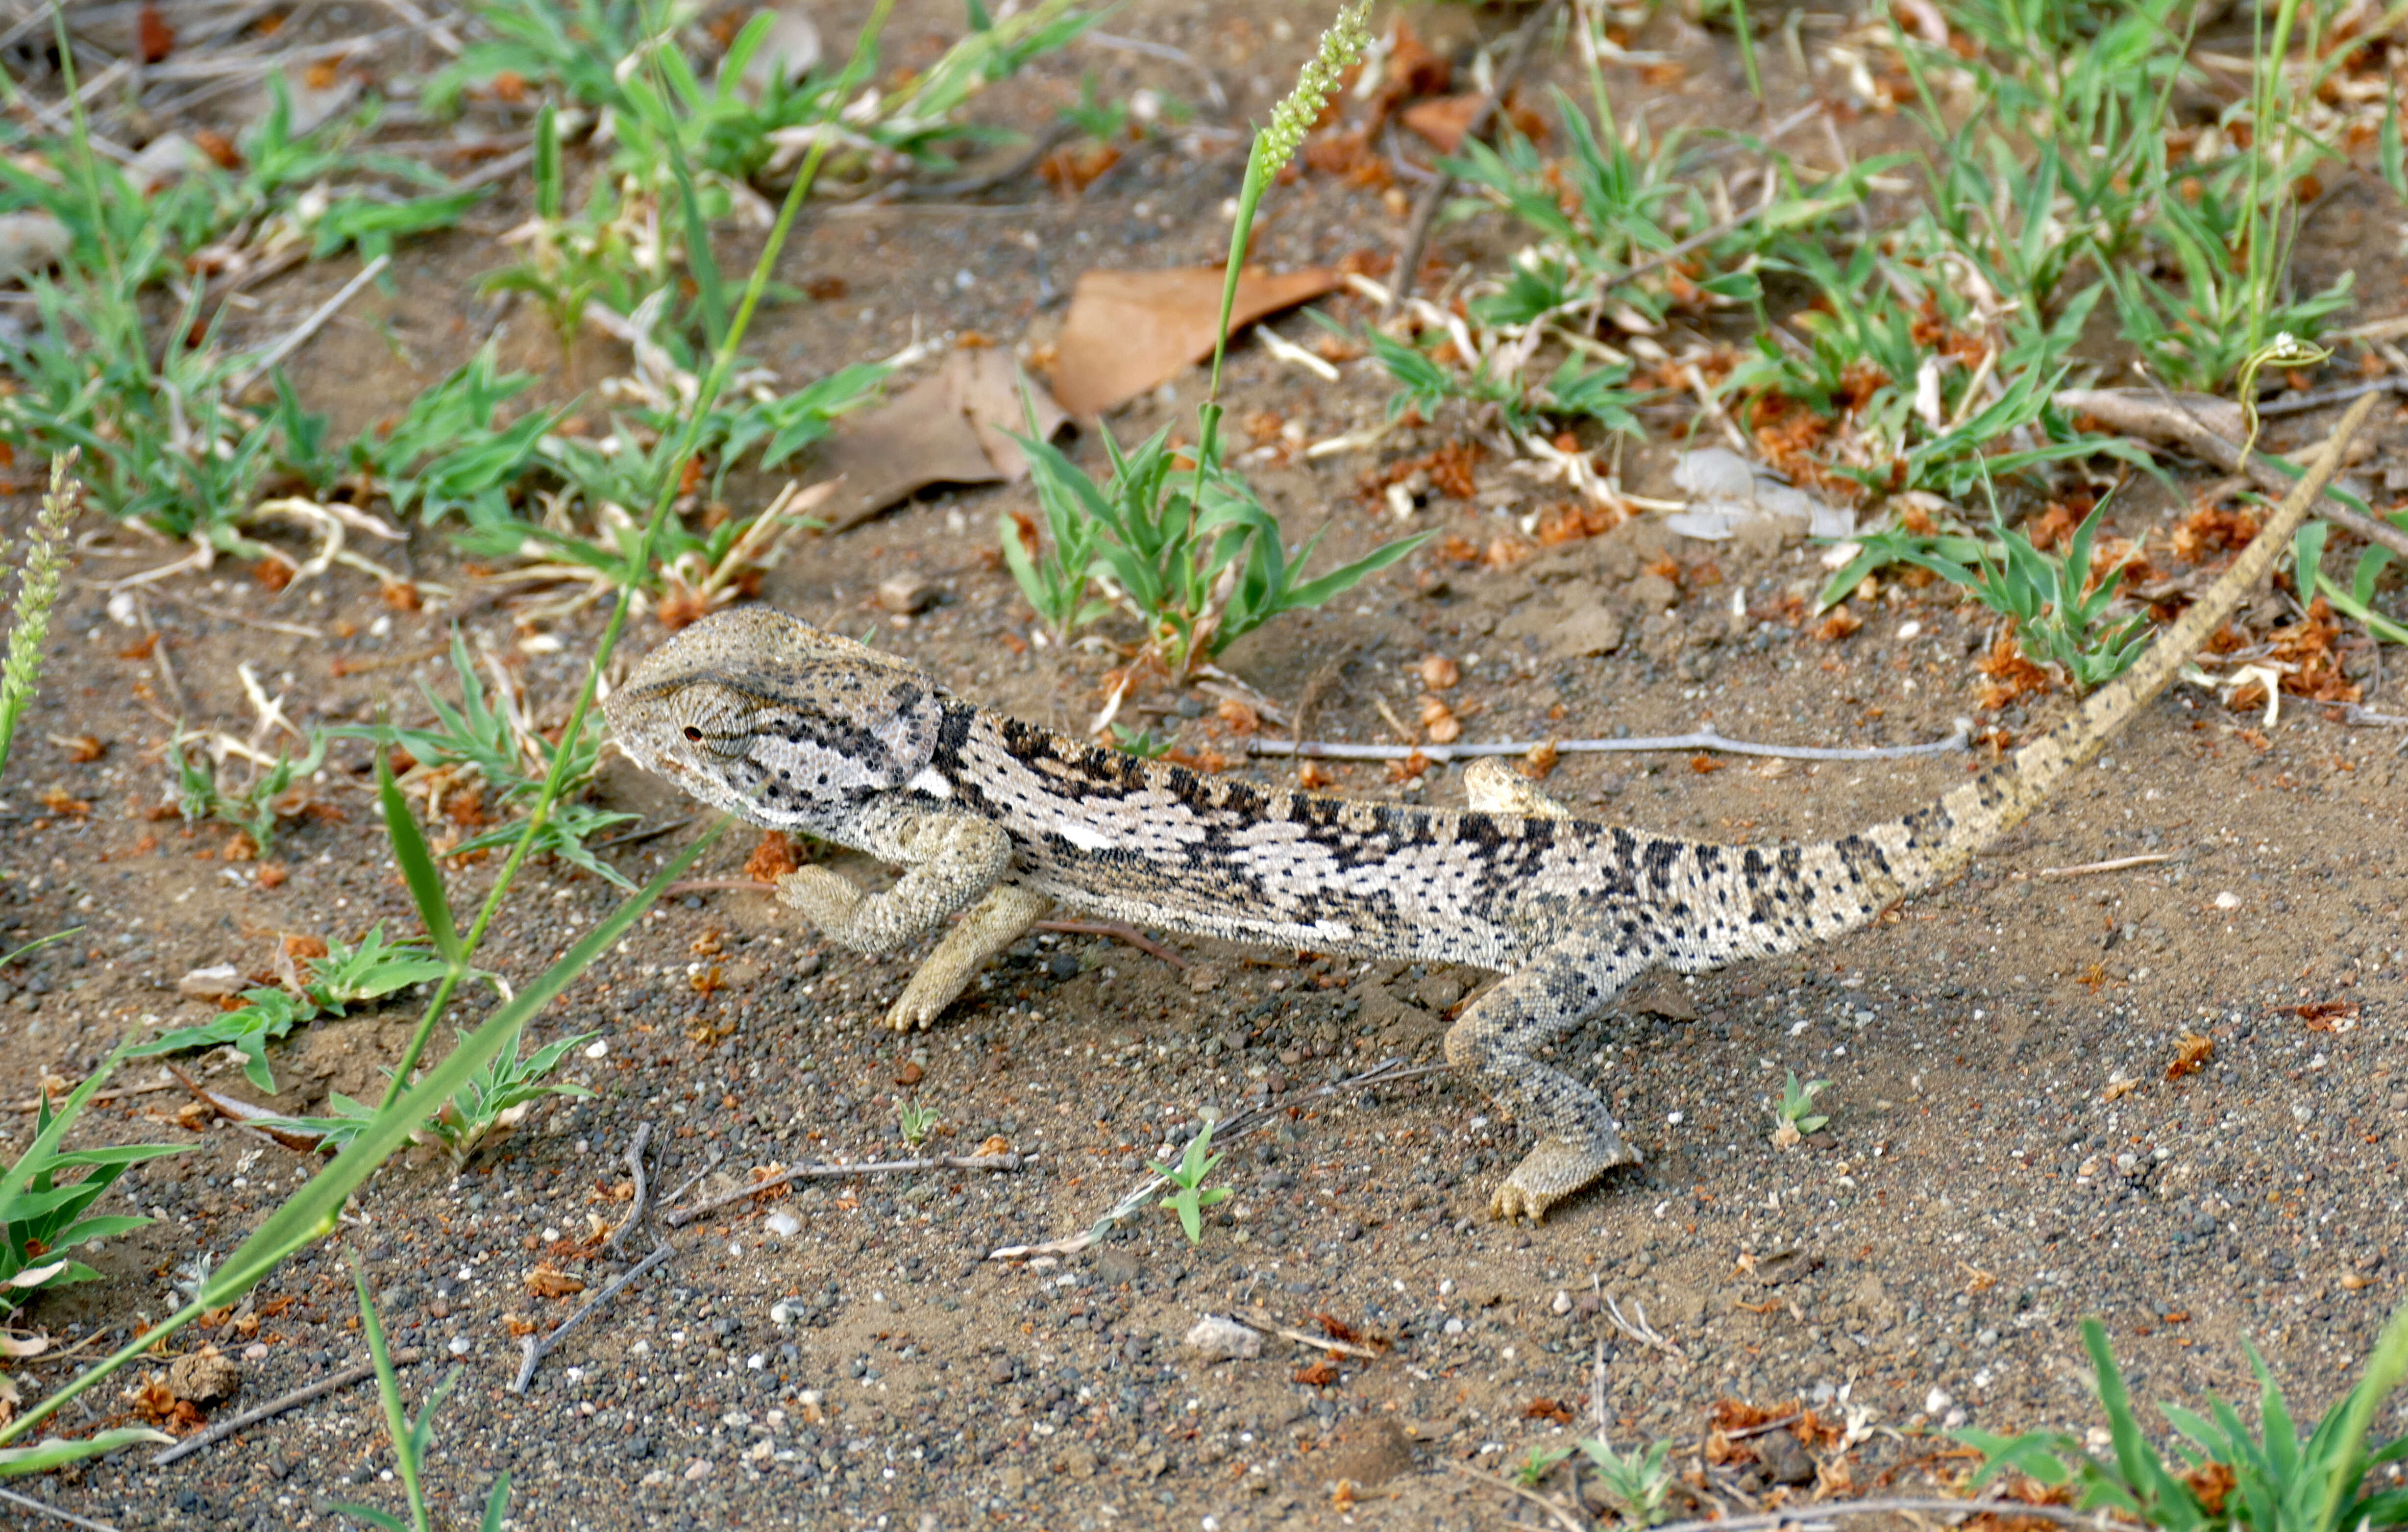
604;394;2373;1223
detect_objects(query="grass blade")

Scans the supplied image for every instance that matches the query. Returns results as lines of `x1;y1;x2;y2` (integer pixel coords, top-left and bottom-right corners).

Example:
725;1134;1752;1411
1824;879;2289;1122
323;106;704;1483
377;748;459;966
0;823;721;1446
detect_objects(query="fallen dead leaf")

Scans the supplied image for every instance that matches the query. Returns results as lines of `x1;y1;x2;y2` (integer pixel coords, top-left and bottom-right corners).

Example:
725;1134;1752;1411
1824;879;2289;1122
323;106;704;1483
1399;94;1484;153
744;830;801;883
525;1263;587;1299
1048;265;1339;417
2293;999;2359;1033
803;347;1067;531
2165;1032;2213;1080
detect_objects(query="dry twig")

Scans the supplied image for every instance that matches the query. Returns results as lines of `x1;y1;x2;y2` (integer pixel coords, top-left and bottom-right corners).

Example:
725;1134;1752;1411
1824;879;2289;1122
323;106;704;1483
1650;1495;2131;1532
662;1152;1032;1227
0;1484;121;1532
1252;724;1971;764
2036;853;2177;878
1388;0;1567;312
1446;1460;1589;1532
510;1241;678;1395
604;1122;653;1256
151;1347;424;1466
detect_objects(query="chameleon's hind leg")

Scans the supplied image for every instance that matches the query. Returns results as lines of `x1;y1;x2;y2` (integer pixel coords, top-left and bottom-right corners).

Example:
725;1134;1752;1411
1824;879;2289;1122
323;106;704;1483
885;883;1053;1033
1443;910;1662;1222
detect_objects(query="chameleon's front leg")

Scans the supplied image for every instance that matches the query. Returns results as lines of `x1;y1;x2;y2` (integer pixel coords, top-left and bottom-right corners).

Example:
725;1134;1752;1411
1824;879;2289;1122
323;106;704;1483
1445;914;1658;1223
885;883;1053;1033
773;809;1013;958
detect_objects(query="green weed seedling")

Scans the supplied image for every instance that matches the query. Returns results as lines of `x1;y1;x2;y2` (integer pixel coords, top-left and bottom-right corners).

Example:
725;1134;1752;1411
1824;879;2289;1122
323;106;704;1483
1513;1442;1576;1488
129;925;454;1093
1962;1308;2408;1532
1582;1436;1677;1527
263;1028;594;1166
1819;496;2154;692
346;631;637;886
172;727;331;860
0;1044;187;1315
1776;1070;1831;1136
899;1098;941;1151
336;1249;511;1532
0;0;862;1465
1969;498;2150;692
1107;724;1174;759
1150;1118;1233;1245
1011;421;1425;682
1003;0;1419;681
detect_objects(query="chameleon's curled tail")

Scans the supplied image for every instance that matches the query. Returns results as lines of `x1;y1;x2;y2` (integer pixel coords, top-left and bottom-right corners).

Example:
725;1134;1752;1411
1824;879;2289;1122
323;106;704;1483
1764;392;2379;952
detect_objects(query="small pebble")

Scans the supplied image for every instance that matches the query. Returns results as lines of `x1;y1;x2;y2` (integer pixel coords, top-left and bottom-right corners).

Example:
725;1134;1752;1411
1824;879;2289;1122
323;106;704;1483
1183;1314;1261;1361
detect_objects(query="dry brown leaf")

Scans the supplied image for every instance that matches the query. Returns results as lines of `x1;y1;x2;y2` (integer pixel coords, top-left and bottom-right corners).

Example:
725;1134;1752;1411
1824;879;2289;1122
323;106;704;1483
1049;265;1339;417
803;348;1067;531
1399;94;1484;153
2165;1032;2213;1080
525;1263;587;1300
744;830;801;883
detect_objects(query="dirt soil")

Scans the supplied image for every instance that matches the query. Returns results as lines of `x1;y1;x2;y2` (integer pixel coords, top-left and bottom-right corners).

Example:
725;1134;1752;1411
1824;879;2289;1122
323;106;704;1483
2;1;2405;1529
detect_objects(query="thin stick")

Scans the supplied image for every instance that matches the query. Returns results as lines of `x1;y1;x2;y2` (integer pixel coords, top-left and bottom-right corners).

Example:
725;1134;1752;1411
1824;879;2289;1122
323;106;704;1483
0;1483;122;1532
150;1347;424;1466
989;1054;1442;1260
1605;1293;1687;1365
1650;1495;2132;1532
1387;0;1567;312
1252;723;1971;764
1447;1461;1588;1532
658;1148;724;1211
76;581;323;639
663;1152;1032;1227
2248;375;2408;417
509;1241;678;1395
2036;853;2177;877
4;1077;175;1113
1241;1311;1384;1360
604;1122;652;1256
2342;703;2408;727
2056;388;2408;564
131;593;188;717
1032;919;1188;969
229;253;390;397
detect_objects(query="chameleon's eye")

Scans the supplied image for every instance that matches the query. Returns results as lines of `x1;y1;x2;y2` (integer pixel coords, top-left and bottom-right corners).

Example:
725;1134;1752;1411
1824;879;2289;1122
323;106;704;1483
682;726;703;742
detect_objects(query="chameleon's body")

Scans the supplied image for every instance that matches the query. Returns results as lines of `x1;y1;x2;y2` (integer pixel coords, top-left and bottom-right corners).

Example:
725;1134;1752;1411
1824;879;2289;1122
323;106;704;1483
605;399;2369;1221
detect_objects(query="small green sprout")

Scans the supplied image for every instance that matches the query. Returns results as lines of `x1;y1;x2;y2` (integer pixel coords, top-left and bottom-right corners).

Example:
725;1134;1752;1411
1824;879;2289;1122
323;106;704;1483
898;1098;941;1151
1149;1116;1233;1245
1774;1069;1831;1144
1582;1436;1677;1527
1512;1442;1575;1488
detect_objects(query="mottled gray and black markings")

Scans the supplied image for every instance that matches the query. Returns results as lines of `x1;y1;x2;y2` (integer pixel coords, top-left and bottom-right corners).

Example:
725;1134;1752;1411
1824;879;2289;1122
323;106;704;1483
605;396;2368;1219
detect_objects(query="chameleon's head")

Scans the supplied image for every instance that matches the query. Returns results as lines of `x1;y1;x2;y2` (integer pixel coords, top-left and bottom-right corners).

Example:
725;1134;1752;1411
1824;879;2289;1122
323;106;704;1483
605;607;949;835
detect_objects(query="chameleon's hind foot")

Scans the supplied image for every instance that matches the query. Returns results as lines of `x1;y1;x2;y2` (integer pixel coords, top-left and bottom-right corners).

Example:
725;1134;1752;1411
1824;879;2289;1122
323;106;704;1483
1488;1133;1642;1224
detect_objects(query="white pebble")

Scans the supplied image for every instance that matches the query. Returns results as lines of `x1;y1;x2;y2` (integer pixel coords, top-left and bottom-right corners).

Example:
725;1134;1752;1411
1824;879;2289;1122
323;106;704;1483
447;1336;471;1357
1182;1314;1261;1361
765;1210;802;1238
1924;1386;1952;1415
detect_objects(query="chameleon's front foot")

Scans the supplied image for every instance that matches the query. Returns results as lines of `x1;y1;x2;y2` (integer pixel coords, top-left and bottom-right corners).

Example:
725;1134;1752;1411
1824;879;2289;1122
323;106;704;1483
1488;1133;1642;1223
883;884;1053;1033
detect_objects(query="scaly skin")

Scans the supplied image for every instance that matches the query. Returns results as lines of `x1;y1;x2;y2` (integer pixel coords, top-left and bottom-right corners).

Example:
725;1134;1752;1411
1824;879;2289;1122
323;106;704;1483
605;395;2372;1221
